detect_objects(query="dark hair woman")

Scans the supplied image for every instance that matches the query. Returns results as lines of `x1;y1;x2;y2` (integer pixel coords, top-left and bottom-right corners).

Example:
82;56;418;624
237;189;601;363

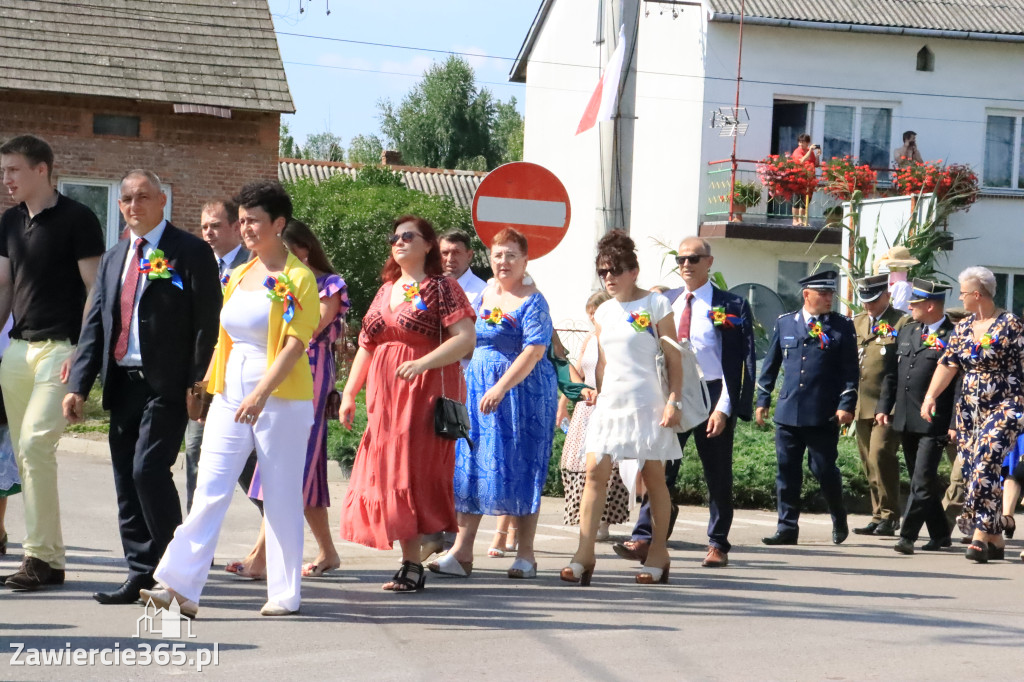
338;215;476;591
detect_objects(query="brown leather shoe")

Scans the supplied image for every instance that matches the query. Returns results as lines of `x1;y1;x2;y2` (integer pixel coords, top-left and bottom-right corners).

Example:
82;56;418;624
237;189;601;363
701;546;728;568
612;540;650;563
2;557;65;591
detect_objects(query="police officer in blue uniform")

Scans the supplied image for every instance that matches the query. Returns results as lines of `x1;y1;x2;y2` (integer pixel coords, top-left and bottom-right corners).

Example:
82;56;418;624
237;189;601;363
756;271;858;545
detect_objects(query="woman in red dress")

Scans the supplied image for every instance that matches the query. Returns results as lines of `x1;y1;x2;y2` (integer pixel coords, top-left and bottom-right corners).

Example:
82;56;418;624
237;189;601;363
339;215;476;592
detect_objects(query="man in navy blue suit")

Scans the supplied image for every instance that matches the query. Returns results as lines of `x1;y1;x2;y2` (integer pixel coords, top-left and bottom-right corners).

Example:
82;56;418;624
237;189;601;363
613;236;756;567
756;270;858;545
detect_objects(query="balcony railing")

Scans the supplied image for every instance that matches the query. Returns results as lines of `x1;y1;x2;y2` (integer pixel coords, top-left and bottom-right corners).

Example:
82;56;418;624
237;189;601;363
704;161;848;227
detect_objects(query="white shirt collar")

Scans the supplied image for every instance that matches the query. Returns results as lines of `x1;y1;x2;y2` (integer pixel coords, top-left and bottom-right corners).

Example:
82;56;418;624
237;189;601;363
130;219;167;251
457;268;486;291
684;279;714;304
801;308;820;326
926;315;947;334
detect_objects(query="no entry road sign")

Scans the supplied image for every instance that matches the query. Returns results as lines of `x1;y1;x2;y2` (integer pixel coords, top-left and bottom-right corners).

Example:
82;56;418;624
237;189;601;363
471;162;571;260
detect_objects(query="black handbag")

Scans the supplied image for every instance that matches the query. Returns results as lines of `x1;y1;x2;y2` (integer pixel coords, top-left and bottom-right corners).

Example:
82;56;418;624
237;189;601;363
432;305;474;447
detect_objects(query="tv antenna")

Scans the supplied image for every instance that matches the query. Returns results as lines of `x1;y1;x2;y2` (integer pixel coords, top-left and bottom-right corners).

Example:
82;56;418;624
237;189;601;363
709;107;749;137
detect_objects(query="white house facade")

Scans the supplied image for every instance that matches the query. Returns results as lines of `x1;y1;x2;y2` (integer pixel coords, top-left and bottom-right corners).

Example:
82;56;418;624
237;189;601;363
512;0;1024;327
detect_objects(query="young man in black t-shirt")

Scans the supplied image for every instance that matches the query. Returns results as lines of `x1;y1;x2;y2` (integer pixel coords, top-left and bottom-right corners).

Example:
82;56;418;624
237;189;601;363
0;134;105;591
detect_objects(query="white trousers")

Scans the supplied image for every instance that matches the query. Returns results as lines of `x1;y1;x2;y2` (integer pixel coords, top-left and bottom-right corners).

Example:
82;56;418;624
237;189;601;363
155;350;313;610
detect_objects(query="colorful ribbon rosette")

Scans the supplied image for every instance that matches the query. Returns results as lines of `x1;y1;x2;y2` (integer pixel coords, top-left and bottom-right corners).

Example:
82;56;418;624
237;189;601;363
628;310;655;335
708;306;741;329
263;273;303;323
481;306;516;327
402;282;429;311
970;332;995;360
921;333;946;350
220;272;231;288
807;321;831;349
872;321;896;339
138;249;182;290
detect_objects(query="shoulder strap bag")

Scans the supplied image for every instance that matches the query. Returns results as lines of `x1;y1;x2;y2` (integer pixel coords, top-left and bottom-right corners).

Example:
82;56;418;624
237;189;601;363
432;293;475;447
652;294;711;433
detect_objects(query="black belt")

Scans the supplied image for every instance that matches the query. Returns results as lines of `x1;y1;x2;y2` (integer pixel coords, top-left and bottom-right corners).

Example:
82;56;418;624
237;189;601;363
121;367;146;382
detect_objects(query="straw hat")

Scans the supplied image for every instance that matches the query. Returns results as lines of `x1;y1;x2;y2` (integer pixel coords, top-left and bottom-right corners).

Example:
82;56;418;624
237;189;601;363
873;245;919;273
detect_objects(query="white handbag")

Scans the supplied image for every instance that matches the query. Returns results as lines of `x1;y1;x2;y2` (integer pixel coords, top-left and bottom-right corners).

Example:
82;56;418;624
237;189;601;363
657;335;711;433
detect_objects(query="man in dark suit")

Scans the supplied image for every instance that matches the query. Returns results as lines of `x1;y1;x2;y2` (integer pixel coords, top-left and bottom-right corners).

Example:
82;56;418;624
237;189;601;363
63;169;221;604
183;199;254;513
876;279;956;554
613;236;756;568
851;275;907;537
756;270;858;545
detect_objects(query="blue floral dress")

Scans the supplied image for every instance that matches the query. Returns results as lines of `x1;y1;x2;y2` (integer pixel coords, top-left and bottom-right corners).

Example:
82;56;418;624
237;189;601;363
454;293;558;516
940;311;1024;534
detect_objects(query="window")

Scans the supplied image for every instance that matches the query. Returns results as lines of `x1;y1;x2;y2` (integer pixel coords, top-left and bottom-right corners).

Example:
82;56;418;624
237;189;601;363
984;114;1024;189
93;114;140;137
777;261;810;312
821;104;892;169
988;270;1024;315
916;46;934;72
58;178;172;247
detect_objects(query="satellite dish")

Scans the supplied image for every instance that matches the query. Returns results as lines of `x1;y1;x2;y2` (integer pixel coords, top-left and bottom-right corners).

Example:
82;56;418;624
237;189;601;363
728;283;787;360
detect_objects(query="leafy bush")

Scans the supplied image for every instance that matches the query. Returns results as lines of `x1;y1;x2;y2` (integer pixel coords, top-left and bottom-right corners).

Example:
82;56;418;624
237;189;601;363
285;168;486;323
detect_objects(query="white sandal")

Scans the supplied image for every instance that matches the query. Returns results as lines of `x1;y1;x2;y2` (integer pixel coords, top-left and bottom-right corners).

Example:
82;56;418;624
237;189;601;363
426;552;472;577
507;558;537;579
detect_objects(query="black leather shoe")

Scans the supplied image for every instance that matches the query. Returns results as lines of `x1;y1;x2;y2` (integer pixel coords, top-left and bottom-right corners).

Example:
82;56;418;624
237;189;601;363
960;536;973;544
893;537;915;555
832;519;850;545
922;537;952;551
873;519;898;536
2;557;65;591
852;522;879;535
93;574;156;605
762;530;799;545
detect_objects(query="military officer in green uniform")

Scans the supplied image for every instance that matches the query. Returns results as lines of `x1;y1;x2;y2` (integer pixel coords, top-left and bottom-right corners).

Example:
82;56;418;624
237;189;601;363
852;274;907;536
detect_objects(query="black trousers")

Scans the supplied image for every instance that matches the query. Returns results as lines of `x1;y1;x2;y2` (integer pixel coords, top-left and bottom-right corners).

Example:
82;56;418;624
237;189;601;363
899;431;952;542
632;380;735;551
107;367;189;579
775;423;847;531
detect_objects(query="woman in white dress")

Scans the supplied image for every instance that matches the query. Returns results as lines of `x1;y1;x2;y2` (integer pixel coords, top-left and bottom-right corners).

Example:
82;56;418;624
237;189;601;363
561;230;683;586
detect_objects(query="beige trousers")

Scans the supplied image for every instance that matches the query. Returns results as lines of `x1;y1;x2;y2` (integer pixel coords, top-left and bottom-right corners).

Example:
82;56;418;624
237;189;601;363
855;418;902;522
0;339;73;568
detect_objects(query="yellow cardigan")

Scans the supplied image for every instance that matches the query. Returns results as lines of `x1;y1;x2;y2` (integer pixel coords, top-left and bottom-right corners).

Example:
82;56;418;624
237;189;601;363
207;252;319;400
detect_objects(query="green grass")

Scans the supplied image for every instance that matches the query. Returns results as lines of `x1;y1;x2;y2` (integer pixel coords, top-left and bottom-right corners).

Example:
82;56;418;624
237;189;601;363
64;385;109;435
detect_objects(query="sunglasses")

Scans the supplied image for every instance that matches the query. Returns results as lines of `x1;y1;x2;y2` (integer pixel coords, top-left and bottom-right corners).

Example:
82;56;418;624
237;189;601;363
675;254;707;265
597;266;624;279
388;231;422;245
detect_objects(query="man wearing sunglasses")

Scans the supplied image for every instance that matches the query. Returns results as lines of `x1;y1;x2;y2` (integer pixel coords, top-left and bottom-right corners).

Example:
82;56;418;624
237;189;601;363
613;237;755;568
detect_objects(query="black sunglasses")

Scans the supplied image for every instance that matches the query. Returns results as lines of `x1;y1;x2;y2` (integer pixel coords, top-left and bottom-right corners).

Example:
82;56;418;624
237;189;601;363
388;231;422;245
675;254;707;265
597;266;624;279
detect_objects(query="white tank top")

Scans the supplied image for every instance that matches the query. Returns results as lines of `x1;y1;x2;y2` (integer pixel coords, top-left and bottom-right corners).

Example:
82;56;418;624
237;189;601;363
221;286;270;357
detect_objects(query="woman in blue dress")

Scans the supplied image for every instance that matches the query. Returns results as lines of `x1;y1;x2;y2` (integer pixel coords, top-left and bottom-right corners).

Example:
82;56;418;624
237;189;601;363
428;228;558;580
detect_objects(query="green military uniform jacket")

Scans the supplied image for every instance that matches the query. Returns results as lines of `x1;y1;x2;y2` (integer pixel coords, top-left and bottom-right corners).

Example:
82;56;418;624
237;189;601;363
854;305;908;421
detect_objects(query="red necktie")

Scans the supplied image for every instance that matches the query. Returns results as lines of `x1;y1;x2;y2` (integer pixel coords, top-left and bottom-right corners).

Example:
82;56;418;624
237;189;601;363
114;237;145;362
678;292;694;340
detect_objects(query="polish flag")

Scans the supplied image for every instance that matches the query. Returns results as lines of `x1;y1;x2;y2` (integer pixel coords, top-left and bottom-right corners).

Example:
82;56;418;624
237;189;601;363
575;26;627;135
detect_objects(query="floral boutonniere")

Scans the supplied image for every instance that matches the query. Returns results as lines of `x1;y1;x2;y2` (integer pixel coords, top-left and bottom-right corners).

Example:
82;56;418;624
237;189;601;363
482;306;516;327
808;321;831;349
921;333;946;350
628;310;655;335
402;282;429;311
220;272;230;288
872;321;896;340
708;306;741;329
139;249;182;290
971;332;996;360
263;273;304;323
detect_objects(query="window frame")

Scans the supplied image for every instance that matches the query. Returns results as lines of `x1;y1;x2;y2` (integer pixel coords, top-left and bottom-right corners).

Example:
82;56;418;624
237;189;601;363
986;268;1024;315
982;111;1024;190
57;177;173;248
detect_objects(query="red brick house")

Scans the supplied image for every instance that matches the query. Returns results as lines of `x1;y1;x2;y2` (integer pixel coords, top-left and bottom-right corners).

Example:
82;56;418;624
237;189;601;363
0;0;293;243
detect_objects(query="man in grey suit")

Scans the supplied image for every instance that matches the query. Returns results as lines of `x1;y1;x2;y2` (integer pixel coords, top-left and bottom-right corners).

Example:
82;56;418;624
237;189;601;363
183;199;257;513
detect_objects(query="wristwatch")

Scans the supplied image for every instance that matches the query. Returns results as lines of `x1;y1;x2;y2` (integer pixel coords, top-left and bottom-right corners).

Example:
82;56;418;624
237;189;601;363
668;400;683;410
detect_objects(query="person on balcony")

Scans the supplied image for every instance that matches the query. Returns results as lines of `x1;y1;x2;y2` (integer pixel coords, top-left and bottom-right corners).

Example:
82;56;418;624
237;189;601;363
790;134;819;226
894;131;923;168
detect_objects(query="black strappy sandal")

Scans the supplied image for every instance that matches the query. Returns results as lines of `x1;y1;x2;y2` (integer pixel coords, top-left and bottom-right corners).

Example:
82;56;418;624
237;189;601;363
385;561;425;593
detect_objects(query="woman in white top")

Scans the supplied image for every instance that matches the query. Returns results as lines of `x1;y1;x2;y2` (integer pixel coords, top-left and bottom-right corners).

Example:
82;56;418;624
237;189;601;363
561;230;683;586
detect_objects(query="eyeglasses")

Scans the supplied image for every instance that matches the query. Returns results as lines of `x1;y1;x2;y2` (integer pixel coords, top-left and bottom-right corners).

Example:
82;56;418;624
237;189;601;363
959;290;980;298
675;254;707;265
388;231;422;245
597;266;624;279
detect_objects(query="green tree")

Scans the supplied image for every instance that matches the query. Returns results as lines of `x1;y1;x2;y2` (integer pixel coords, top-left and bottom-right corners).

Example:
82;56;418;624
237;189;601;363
279;122;299;158
301;131;345;162
493;97;524;164
347;133;385;165
379;55;510;170
285;168;484;322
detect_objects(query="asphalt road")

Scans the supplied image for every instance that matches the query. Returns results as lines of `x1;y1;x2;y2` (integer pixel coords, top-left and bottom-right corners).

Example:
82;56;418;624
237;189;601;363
1;437;1021;681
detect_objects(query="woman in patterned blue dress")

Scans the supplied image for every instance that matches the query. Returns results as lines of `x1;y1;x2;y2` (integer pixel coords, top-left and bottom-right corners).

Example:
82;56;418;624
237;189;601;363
428;228;558;580
923;267;1024;562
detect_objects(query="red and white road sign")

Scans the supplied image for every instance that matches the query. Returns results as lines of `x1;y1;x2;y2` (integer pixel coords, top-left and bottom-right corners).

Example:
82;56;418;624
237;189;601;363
471;162;571;260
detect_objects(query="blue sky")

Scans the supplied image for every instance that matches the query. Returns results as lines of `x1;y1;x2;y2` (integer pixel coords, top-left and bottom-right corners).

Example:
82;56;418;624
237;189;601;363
268;0;540;149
